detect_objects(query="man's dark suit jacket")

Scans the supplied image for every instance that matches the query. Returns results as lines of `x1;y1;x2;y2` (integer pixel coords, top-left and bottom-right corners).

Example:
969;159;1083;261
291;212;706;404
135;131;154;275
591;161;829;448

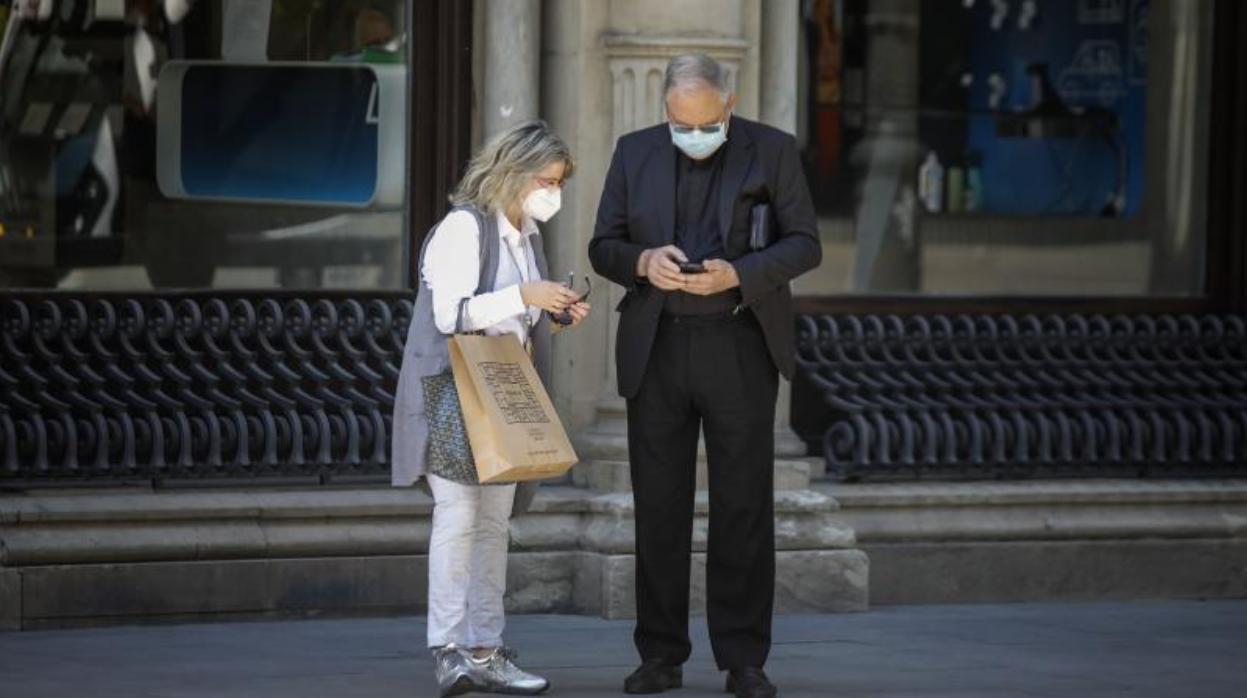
589;116;822;399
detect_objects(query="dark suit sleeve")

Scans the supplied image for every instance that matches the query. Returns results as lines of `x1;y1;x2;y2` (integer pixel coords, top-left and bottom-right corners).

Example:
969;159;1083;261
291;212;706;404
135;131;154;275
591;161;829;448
730;133;822;305
589;142;647;291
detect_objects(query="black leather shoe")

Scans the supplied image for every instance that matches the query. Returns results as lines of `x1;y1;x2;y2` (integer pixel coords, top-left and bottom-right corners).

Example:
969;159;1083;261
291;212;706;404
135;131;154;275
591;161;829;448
725;667;778;698
624;660;683;694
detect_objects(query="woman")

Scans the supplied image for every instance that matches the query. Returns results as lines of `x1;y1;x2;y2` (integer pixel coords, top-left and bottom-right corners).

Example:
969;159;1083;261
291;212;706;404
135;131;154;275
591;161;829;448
391;121;590;696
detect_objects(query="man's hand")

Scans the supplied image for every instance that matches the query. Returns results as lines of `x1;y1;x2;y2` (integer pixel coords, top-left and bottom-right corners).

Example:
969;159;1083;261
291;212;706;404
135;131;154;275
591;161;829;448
683;259;740;296
637;245;688;291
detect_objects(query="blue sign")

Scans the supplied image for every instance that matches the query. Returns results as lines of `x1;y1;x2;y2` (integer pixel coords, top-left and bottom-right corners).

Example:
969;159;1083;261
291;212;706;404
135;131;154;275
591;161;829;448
157;62;406;208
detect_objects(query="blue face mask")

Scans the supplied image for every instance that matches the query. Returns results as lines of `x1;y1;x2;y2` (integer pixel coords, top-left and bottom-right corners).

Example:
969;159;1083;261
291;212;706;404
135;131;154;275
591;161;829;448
669;118;729;160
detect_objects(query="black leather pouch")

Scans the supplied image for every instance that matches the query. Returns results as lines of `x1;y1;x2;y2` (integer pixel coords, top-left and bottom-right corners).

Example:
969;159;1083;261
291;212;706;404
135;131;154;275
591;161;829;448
749;202;774;252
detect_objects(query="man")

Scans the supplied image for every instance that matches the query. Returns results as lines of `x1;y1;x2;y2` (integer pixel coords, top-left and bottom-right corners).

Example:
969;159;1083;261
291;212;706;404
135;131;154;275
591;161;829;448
589;54;821;698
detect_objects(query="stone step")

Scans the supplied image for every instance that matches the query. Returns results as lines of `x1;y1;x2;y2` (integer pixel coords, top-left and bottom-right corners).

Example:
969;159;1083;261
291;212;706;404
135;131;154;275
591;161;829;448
574;488;855;556
821;479;1247;606
819;479;1247;543
3;546;870;630
1;485;867;628
0;486;852;566
572;458;812;493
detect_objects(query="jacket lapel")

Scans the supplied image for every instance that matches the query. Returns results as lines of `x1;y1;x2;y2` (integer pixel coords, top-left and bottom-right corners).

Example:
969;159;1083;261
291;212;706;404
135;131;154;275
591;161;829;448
650;135;677;245
717;117;755;244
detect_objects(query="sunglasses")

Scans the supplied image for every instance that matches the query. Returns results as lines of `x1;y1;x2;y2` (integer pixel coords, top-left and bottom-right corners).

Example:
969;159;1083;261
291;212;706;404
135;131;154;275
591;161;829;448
669;121;726;135
550;274;592;326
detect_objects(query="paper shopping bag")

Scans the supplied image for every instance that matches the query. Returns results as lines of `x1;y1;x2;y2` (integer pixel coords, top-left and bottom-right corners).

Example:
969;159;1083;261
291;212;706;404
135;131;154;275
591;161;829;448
447;334;578;483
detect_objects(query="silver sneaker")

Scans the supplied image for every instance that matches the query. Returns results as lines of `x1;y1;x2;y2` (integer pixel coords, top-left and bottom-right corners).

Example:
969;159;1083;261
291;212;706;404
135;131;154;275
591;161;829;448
466;646;550;695
432;645;479;697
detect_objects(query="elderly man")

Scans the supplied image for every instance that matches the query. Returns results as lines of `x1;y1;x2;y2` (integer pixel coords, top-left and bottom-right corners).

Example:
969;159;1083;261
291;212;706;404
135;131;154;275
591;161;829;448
589;53;821;698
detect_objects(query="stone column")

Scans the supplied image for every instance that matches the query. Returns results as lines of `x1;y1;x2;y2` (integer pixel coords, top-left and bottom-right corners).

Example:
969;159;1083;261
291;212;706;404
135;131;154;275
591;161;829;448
760;0;800;134
1146;1;1214;294
759;0;811;461
851;0;922;292
482;0;542;136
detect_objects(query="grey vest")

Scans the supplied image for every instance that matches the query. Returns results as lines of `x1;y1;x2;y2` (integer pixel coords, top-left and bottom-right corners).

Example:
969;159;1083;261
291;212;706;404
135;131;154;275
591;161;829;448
390;206;551;515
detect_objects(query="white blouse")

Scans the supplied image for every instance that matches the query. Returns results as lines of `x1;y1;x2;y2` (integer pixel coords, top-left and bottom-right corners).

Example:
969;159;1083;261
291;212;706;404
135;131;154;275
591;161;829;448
421;209;543;343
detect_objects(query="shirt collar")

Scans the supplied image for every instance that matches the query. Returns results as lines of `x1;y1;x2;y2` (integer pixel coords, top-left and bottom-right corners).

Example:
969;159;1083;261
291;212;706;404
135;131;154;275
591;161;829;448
495;211;539;244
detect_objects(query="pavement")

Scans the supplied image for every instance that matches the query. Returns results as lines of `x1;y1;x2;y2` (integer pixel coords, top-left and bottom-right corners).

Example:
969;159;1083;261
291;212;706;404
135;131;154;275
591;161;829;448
2;600;1245;697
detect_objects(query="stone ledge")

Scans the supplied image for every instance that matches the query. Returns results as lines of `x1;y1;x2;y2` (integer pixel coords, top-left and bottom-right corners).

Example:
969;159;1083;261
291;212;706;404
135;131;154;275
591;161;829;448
819;480;1247;543
0;486;433;525
1;483;843;526
0;487;854;565
818;479;1247;606
864;538;1247;605
822;479;1247;508
0;485;595;526
841;503;1247;543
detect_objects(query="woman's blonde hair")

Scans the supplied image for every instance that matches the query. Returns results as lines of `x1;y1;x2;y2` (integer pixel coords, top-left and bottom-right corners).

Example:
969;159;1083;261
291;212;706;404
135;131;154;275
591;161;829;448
449;120;575;214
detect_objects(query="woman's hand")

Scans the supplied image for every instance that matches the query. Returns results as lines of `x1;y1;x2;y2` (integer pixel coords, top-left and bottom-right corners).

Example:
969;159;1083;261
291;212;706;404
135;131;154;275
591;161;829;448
565;301;591;328
520;281;581;314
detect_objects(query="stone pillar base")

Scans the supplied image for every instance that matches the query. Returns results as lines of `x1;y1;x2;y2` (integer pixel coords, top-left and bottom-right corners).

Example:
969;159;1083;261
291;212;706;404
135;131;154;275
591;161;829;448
577;550;869;620
574;458;813;493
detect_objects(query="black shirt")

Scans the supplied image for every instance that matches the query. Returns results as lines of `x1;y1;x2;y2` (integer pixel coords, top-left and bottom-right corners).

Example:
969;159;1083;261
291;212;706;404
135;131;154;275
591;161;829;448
665;147;742;314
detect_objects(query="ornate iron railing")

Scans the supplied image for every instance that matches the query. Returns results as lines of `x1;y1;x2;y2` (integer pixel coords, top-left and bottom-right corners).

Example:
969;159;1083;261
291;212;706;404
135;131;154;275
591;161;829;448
796;314;1247;480
6;298;1247;484
0;293;411;483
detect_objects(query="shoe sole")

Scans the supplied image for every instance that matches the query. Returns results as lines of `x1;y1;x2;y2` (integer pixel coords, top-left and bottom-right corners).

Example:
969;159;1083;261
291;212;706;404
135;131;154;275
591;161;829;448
625;674;683;694
724;676;777;697
442;675;476;697
481;682;550;695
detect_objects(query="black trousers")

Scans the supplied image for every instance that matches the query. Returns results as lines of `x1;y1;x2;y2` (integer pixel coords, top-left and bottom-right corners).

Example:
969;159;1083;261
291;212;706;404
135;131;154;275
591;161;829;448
626;310;779;671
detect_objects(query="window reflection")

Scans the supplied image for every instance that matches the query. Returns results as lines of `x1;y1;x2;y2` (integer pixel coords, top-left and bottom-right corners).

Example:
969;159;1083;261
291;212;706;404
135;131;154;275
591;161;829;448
796;0;1212;296
0;0;408;290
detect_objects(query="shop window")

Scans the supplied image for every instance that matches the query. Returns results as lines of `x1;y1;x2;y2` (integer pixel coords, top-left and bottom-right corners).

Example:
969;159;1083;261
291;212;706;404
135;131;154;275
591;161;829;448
797;0;1212;296
0;0;409;290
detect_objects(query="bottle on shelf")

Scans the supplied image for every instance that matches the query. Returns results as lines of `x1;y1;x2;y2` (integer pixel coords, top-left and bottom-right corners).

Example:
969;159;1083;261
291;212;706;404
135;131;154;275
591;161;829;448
947;161;965;213
918;151;944;213
963;149;983;213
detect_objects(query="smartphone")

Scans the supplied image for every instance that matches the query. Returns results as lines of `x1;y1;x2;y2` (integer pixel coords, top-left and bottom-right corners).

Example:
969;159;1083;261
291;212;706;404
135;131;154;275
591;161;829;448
678;262;706;274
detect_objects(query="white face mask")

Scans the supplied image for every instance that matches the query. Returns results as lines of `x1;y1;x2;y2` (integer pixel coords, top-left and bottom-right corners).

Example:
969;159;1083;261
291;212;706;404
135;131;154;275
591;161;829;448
670;120;729;160
522;186;562;222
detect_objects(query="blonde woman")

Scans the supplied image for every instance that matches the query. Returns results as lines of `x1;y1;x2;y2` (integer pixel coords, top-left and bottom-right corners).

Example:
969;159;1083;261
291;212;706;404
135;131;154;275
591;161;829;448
391;121;590;696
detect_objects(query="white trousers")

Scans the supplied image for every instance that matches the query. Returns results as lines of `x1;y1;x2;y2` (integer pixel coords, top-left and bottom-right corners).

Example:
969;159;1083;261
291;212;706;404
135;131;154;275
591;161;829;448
426;473;517;649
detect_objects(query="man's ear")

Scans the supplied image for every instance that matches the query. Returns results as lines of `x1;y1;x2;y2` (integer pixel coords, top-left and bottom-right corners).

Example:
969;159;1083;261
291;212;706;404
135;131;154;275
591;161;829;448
726;93;739;114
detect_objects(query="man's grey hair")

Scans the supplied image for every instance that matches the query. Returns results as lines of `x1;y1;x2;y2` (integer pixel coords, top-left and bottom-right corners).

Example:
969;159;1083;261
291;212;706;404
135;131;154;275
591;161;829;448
663;53;730;101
